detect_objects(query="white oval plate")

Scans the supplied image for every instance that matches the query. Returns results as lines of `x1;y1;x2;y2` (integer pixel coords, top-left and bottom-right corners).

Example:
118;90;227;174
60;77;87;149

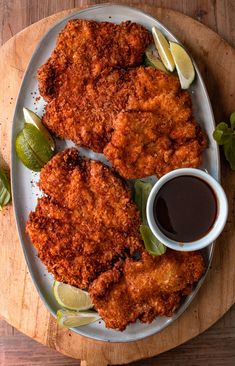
11;4;219;342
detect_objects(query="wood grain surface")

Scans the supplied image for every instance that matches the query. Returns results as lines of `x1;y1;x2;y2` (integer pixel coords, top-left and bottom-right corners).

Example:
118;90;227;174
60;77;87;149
0;1;235;365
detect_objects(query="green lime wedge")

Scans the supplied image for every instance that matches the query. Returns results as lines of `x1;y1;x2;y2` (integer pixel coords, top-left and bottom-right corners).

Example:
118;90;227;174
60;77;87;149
145;44;168;73
53;281;93;311
0;169;11;210
57;309;101;328
140;224;167;256
15;130;43;171
23;124;54;164
152;27;175;72
169;42;195;89
23;107;55;150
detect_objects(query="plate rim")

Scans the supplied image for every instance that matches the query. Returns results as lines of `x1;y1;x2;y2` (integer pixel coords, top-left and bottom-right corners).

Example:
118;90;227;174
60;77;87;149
10;3;219;343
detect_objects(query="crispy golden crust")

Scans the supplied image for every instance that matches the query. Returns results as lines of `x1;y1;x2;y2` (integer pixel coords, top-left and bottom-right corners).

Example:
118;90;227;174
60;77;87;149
104;111;207;178
38;19;152;101
26;149;143;289
103;68;207;178
38;20;151;151
90;250;205;330
41;68;129;151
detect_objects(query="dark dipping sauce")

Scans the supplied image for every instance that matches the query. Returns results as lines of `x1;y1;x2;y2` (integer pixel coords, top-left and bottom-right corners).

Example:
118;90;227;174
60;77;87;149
153;175;217;242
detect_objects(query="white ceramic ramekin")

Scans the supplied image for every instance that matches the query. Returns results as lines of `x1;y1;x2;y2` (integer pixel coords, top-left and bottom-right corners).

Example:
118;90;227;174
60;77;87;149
146;168;228;251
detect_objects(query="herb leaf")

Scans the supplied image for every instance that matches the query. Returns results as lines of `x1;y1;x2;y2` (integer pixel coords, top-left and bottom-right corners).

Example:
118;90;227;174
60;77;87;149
213;122;232;145
0;168;11;210
230;112;235;130
223;137;235;170
140;225;167;256
134;180;153;224
134;180;167;256
213;113;235;171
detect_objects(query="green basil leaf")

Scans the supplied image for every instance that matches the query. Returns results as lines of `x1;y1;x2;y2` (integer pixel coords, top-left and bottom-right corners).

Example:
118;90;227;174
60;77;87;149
0;168;11;210
230;112;235;130
216;122;230;131
134;180;153;224
213;122;233;145
223;137;235;170
140;224;166;256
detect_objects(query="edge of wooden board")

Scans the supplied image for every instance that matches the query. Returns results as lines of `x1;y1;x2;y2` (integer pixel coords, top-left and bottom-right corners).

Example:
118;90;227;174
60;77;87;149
0;5;235;366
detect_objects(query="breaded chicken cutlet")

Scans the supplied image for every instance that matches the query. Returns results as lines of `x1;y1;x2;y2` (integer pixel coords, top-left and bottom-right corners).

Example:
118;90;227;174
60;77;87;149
38;19;152;102
103;68;207;178
104;111;206;178
90;250;205;330
26;149;143;289
38;19;152;152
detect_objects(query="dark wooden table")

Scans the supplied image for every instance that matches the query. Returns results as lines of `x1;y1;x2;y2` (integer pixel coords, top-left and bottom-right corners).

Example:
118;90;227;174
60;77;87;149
0;1;235;365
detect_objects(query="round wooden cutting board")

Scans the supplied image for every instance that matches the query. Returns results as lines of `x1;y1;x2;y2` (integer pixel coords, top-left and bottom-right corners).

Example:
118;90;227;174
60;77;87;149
0;4;235;366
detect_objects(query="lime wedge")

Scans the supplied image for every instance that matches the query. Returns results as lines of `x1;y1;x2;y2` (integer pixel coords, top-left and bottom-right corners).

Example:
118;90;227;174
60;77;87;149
23;107;55;150
152;27;175;72
53;281;93;311
0;168;11;210
57;309;101;328
23;124;54;164
144;44;168;73
169;42;195;89
15;130;43;171
140;224;167;256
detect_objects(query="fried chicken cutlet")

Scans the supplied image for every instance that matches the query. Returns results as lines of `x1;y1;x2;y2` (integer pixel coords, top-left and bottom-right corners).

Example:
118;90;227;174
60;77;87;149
26;149;143;289
38;19;152;102
103;67;207;178
104;111;206;178
90;250;205;330
38;19;152;152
